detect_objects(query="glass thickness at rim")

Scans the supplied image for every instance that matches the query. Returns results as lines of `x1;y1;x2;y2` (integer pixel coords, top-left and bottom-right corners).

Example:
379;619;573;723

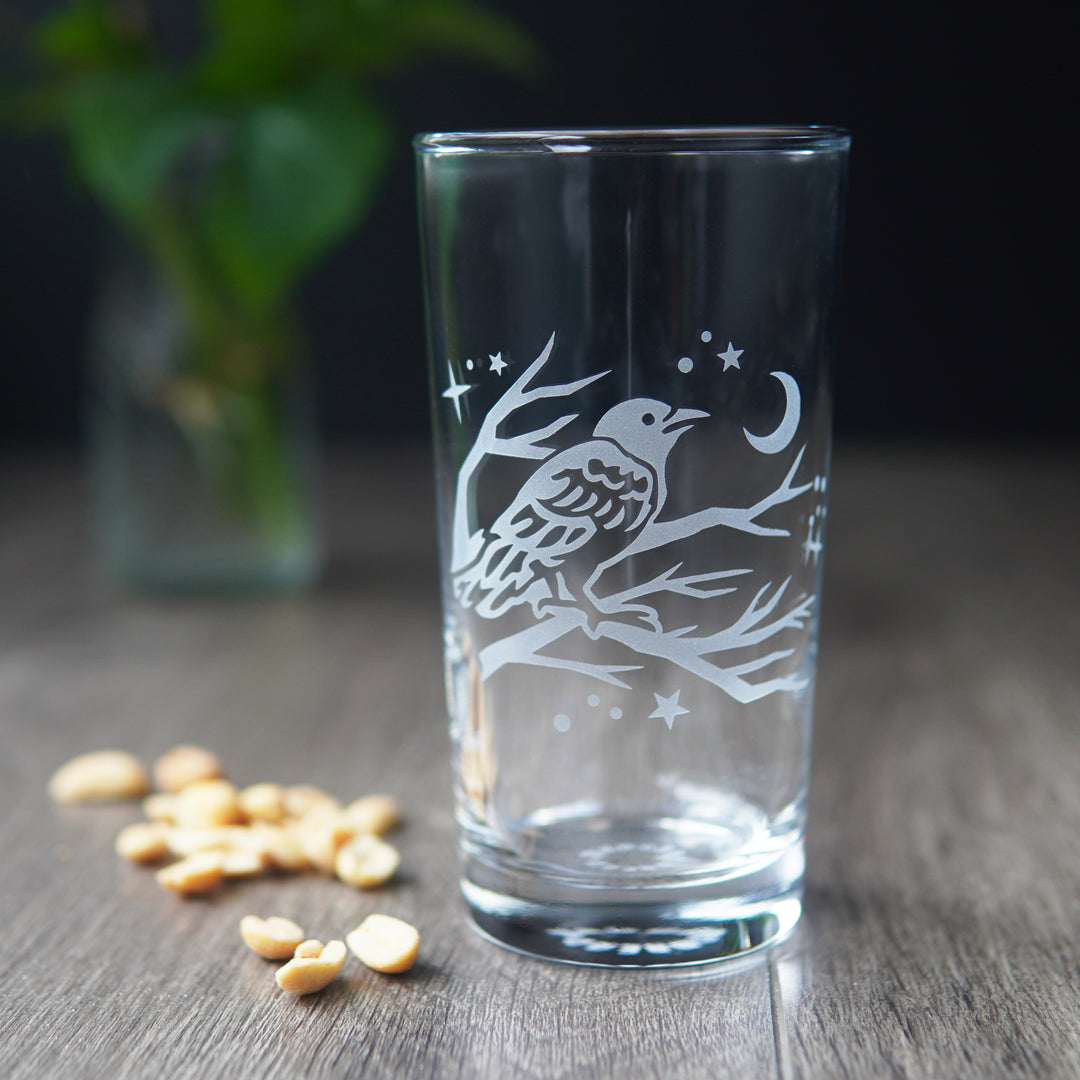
414;126;850;155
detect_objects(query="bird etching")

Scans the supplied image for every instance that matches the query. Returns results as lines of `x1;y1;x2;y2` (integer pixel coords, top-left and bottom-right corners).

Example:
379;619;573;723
453;398;708;628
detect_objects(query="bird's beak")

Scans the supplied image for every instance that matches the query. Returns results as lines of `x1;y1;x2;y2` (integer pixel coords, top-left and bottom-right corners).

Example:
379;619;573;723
662;407;709;435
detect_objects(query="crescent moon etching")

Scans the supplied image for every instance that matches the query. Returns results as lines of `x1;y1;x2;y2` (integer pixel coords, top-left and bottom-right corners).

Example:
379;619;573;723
743;371;801;454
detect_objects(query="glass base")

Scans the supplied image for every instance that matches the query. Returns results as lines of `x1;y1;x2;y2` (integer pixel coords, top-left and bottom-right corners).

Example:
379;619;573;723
463;881;801;967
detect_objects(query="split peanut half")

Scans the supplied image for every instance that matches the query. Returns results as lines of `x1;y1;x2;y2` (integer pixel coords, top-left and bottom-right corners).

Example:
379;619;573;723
239;915;306;959
275;939;347;994
346;914;420;974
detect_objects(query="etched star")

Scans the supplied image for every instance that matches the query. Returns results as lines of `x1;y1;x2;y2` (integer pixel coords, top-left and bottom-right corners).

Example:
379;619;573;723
718;342;743;371
489;351;508;376
802;536;823;565
649;690;690;730
442;360;473;422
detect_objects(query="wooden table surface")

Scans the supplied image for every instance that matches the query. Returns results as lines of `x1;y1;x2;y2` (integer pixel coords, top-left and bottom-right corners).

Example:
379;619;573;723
2;445;1078;1080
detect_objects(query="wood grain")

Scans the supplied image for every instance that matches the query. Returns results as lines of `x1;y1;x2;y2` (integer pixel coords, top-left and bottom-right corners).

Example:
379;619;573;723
1;445;1078;1079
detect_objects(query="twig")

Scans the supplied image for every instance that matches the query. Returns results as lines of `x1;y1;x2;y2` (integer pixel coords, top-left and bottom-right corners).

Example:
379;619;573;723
614;445;813;564
478;608;641;688
477;580;814;703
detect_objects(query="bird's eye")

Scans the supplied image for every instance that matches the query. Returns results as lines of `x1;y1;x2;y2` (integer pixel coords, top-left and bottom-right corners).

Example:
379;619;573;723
641;413;656;426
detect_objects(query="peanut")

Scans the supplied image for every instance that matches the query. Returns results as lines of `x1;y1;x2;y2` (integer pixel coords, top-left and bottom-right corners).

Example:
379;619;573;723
142;792;179;823
155;851;225;895
173;779;245;828
239;915;305;959
346;914;419;974
238;783;287;823
283;785;340;820
153;744;223;793
249;824;309;873
295;809;357;875
165;826;272;874
115;822;170;863
334;834;400;889
49;750;151;804
221;850;265;878
165;826;246;857
342;794;401;836
275;939;347;994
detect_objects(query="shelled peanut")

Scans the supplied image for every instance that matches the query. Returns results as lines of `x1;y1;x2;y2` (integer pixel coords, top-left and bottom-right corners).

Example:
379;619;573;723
49;744;403;896
240;912;420;996
51;744;421;998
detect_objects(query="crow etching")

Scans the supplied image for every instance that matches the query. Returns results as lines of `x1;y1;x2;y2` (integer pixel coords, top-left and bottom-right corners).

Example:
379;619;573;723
453;398;707;624
447;334;818;701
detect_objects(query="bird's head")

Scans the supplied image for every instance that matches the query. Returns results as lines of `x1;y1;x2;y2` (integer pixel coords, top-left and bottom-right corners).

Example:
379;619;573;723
592;398;709;466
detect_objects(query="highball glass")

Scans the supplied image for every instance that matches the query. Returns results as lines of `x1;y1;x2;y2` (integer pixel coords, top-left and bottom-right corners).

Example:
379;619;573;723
416;127;850;965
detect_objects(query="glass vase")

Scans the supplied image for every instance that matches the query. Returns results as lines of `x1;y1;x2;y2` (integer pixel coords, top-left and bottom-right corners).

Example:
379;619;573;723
86;229;321;592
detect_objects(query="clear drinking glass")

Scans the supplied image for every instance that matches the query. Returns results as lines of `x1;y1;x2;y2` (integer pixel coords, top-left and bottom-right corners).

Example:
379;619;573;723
415;127;850;966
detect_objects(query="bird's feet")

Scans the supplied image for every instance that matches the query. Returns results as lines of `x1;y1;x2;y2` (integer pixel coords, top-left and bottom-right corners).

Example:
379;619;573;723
585;600;663;636
533;599;664;638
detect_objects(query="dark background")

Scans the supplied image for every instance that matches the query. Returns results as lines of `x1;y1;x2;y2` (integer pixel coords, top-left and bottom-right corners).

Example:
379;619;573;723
0;0;1074;448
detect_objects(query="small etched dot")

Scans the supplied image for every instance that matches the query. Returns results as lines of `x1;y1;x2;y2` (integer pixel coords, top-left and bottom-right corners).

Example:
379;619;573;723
553;714;572;733
465;358;474;371
587;694;600;707
700;330;713;343
609;707;623;720
677;357;694;374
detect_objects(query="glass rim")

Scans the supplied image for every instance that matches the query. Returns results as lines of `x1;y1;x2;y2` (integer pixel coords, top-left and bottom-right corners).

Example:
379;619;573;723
413;126;850;155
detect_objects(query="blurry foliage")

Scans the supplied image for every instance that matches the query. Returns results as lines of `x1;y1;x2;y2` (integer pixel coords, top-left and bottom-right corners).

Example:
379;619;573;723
0;0;539;550
1;0;539;320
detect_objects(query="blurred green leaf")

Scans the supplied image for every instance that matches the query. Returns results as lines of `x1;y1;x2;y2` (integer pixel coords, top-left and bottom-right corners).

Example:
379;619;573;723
2;0;543;547
5;0;541;316
62;70;210;225
197;0;311;94
388;1;545;80
199;0;544;91
34;0;146;70
199;79;392;314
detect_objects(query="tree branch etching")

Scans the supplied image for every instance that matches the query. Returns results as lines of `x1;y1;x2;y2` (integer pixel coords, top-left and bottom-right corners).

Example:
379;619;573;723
449;334;818;705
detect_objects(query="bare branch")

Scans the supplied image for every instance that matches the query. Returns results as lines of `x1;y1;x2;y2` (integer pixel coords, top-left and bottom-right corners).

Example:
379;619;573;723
477;333;608;462
726;649;798;677
694;581;815;653
741;446;814;527
596;620;809;704
599;563;752;606
479;609;641;688
612;444;814;565
475;577;813;704
494;414;579;460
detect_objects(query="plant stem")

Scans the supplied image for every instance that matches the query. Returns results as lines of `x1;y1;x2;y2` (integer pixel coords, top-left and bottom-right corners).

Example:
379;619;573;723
136;210;311;546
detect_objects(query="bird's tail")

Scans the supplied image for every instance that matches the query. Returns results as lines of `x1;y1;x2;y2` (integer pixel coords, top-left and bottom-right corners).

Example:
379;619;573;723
453;535;550;618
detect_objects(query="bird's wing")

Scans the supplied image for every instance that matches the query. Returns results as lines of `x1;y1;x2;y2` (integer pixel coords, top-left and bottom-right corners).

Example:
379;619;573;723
526;442;654;537
456;443;654;617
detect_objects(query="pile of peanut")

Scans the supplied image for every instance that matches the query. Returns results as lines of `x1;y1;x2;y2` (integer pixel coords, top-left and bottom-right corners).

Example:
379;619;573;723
241;913;420;993
49;745;421;992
